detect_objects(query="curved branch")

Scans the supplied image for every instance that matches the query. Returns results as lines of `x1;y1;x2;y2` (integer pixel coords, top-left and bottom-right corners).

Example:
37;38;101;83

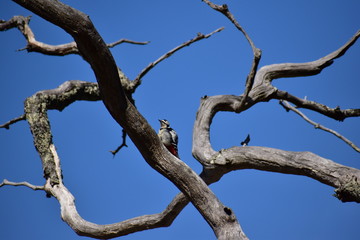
250;30;360;121
46;175;190;238
280;100;360;153
212;146;360;203
193;95;360;203
24;80;100;185
193;95;243;164
0;16;148;56
254;30;360;86
14;79;190;238
13;0;246;238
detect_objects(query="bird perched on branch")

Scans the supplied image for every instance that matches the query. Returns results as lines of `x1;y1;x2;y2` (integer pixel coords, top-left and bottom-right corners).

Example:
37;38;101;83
241;134;250;146
158;119;179;158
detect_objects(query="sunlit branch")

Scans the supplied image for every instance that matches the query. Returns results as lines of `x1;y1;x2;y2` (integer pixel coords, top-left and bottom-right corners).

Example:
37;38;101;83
24;80;100;185
0;179;45;191
253;30;360;121
256;30;360;84
280;100;360;153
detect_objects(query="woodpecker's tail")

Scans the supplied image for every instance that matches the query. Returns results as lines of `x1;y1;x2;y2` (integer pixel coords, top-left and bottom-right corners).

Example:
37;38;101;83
166;145;179;158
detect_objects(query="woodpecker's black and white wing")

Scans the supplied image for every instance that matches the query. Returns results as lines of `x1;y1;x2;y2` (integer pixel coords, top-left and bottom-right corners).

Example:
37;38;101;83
158;119;179;158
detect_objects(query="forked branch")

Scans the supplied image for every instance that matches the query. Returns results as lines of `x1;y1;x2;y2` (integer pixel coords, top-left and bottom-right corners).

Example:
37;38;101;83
110;128;128;156
0;15;148;56
203;0;262;108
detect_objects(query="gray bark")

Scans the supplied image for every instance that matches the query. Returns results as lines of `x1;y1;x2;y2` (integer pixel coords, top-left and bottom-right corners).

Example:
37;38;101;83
0;0;358;239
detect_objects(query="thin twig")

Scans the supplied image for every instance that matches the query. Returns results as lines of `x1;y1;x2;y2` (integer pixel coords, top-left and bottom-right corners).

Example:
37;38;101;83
132;27;224;91
0;114;26;129
280;100;360;153
0;179;45;191
110;129;128;156
202;0;261;109
107;39;150;48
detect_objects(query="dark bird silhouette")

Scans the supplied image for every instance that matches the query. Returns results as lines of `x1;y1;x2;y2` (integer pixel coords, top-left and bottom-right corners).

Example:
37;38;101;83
241;134;250;146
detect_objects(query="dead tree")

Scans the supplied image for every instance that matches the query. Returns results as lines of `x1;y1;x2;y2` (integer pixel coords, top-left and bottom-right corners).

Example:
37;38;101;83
1;0;359;239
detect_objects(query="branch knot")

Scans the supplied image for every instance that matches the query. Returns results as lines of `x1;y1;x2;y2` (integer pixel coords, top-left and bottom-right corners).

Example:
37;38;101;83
334;176;360;203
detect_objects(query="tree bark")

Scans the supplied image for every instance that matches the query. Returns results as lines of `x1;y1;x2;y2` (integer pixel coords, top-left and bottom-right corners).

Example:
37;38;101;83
1;0;358;239
13;0;247;238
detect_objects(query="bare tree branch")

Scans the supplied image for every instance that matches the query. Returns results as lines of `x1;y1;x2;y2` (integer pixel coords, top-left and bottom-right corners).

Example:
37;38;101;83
132;27;224;92
2;1;358;239
212;146;360;203
0;179;45;191
192;94;360;203
203;0;262;108
0;114;26;129
0;15;148;56
110;128;128;156
254;30;360;87
24;80;100;185
40;145;189;239
13;1;246;238
192;30;360;196
248;30;360;121
275;90;360;121
280;100;360;153
107;39;149;48
0;15;78;55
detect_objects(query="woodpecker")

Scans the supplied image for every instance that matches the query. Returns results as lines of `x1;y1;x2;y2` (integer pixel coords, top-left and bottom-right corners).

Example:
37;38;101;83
158;119;179;158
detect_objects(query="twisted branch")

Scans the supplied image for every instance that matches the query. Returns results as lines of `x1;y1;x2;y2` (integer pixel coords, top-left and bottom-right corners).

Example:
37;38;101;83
192;29;360;204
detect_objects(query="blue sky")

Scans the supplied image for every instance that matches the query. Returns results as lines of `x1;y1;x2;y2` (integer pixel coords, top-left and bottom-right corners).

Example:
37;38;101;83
0;0;359;239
